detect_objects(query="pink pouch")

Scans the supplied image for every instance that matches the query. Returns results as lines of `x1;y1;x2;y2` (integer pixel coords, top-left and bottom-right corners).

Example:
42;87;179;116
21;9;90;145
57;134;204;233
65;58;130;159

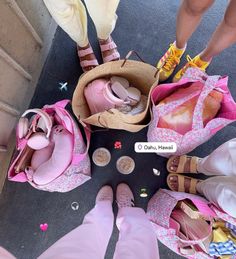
147;68;236;157
147;189;236;259
8;100;91;192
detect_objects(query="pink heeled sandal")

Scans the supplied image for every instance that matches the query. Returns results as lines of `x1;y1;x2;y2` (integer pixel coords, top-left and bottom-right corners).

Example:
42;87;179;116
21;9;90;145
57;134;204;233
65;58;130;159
77;44;99;72
99;36;120;63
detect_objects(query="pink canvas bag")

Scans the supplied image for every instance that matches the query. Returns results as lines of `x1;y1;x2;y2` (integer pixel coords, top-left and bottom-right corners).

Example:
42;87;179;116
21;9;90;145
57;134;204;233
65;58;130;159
147;189;236;259
8;100;91;192
147;68;236;157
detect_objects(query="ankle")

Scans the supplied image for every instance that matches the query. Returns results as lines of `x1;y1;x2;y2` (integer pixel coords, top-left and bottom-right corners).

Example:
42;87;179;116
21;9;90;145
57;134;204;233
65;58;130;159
199;52;213;63
196;182;202;194
174;40;187;50
78;43;90;50
98;37;111;44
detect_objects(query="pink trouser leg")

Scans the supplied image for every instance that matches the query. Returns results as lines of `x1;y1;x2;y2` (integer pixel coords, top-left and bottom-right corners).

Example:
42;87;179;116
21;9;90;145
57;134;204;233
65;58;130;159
38;201;114;259
0;247;16;259
113;207;160;259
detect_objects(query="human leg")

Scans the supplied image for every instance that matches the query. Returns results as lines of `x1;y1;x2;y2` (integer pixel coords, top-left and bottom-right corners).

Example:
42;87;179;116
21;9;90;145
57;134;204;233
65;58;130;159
113;183;160;259
38;186;114;259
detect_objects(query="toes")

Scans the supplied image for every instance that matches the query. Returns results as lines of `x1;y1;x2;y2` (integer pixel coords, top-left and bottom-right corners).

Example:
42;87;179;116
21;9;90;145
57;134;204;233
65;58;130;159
170;165;178;173
173;157;179;166
169;176;178;191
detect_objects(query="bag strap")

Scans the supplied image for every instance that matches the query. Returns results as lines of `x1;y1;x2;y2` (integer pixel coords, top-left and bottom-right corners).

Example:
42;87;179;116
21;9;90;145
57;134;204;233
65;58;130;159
192;74;221;130
71;125;91;166
45;101;91;165
53;99;70;109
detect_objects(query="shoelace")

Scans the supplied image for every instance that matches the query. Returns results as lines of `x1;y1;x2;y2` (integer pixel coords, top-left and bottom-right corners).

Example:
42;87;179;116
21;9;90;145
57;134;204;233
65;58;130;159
99;195;112;201
116;194;134;208
162;44;180;71
179;55;198;77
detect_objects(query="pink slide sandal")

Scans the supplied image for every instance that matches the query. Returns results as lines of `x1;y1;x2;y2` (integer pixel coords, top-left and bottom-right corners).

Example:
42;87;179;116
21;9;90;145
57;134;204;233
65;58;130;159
99;36;120;63
77;44;99;72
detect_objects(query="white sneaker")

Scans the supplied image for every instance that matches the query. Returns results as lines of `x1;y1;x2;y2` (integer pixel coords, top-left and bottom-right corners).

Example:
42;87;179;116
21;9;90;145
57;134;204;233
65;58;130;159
116;183;134;208
95;185;113;204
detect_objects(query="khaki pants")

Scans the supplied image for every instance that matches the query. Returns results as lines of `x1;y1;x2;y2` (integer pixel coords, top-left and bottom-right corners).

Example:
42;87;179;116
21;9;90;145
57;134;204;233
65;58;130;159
43;0;120;47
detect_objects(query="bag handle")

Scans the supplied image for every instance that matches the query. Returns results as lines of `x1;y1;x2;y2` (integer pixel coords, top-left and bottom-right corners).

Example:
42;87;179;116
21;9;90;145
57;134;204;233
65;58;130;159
71;124;91;166
46;102;91;165
121;50;160;78
192;74;221;130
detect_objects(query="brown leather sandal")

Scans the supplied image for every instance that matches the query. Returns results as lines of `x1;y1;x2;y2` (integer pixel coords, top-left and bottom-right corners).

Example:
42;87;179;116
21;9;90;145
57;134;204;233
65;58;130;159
167;174;202;194
167;155;200;174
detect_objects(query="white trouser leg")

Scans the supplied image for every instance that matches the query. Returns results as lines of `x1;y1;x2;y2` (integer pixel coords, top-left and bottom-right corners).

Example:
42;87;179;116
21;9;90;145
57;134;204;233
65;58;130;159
197;176;236;218
197;138;236;176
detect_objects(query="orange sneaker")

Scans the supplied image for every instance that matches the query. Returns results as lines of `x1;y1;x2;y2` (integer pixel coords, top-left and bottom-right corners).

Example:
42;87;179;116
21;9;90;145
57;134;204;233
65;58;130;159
173;55;211;83
157;43;186;82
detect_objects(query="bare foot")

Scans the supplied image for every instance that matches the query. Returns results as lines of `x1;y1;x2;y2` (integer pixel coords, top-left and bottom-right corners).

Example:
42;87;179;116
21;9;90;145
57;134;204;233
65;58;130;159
99;37;120;63
169;156;191;173
78;43;98;72
168;175;201;193
168;156;201;173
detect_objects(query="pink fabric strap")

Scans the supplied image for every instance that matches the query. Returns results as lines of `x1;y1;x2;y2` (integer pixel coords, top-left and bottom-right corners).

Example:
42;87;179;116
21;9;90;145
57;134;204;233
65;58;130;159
78;47;94;57
10;172;28;182
100;41;117;52
80;59;99;68
103;52;120;63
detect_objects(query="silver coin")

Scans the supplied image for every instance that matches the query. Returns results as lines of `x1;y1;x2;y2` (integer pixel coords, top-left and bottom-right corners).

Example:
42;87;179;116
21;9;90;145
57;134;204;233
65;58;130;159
116;156;135;175
92;148;111;167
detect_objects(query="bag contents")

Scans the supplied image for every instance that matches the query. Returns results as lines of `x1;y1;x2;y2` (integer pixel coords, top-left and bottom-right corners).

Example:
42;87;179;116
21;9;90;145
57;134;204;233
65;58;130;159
15;111;73;185
209;221;236;257
26;125;73;185
156;81;223;135
84;76;148;116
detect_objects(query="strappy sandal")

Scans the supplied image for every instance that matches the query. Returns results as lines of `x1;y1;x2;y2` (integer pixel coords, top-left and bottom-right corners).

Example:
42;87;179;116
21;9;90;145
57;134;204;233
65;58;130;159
167;155;200;174
167;174;202;194
77;44;99;72
99;36;120;63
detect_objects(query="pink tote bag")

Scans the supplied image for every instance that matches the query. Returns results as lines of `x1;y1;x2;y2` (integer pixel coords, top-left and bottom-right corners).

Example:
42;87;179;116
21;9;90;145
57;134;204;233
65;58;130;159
147;68;236;157
147;189;236;259
8;100;91;192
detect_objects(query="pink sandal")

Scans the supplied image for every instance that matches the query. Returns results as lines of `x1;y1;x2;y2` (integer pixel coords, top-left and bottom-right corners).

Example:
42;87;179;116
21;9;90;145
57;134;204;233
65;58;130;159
77;44;99;72
99;37;120;63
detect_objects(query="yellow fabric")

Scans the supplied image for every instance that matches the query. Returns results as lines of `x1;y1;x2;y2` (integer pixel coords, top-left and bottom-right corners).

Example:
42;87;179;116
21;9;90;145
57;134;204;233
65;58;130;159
157;82;223;135
212;221;236;247
85;0;120;40
43;0;119;47
157;43;185;82
173;55;210;82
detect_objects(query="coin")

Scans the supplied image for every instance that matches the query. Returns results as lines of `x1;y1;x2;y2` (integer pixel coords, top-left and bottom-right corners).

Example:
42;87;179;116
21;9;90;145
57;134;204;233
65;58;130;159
92;148;111;167
116;156;135;175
